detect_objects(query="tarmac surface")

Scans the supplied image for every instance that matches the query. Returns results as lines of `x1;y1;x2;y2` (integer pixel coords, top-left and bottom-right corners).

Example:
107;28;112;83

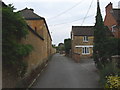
32;53;100;88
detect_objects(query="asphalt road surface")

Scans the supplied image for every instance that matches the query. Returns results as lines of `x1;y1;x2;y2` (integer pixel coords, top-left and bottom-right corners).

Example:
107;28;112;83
32;53;100;88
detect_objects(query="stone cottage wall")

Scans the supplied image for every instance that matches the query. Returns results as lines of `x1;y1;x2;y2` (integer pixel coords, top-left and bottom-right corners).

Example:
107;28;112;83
21;19;55;75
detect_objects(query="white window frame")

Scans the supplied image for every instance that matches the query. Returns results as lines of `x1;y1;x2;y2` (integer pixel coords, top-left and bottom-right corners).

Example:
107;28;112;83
111;25;116;32
75;45;93;48
83;36;88;42
82;47;90;55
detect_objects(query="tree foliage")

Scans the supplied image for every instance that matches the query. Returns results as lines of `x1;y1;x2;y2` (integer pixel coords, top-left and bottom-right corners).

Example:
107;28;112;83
93;2;120;70
93;2;120;88
57;43;64;53
99;62;120;87
2;5;33;77
64;38;71;55
93;3;108;69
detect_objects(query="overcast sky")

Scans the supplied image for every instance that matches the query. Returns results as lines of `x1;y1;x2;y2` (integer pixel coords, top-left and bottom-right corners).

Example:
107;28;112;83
3;0;120;45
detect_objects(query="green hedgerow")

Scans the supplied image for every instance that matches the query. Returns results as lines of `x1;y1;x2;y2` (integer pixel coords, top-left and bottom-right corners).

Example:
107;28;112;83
2;4;33;77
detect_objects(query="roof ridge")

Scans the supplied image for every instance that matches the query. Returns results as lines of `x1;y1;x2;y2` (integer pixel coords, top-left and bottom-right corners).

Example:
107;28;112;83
19;7;44;20
72;26;94;36
105;2;112;8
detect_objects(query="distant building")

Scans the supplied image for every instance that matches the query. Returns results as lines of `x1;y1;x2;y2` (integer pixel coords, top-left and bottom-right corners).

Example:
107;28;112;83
71;26;94;61
58;43;64;47
58;43;65;54
104;2;120;38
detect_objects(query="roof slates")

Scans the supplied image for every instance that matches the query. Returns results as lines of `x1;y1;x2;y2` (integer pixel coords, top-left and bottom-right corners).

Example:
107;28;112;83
19;8;43;20
72;26;94;36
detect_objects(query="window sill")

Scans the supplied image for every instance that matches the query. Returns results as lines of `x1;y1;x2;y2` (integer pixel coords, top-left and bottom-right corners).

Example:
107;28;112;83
83;41;88;42
82;53;90;55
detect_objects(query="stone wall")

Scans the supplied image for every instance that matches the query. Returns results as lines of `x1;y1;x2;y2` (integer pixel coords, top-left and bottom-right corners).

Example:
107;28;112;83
2;21;57;88
26;20;44;38
2;6;56;88
21;30;44;75
21;19;56;75
111;55;120;69
72;36;94;60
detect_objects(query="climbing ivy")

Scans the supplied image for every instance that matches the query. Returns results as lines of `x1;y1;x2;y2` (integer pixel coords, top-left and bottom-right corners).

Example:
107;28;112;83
2;4;33;77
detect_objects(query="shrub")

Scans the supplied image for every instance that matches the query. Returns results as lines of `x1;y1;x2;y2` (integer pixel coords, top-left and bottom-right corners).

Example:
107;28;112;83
105;75;120;88
64;38;71;55
2;4;33;77
99;62;120;87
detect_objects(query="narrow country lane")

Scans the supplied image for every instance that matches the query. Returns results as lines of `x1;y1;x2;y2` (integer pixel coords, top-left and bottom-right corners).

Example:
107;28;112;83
32;53;100;88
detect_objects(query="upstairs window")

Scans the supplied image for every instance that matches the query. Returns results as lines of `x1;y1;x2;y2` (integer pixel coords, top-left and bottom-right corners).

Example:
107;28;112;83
83;36;88;42
111;25;116;32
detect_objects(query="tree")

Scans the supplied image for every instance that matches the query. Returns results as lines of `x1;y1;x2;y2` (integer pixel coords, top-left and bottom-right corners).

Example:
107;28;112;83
105;38;120;56
52;44;56;48
94;2;120;87
2;4;33;77
57;43;64;53
93;1;120;69
93;1;108;69
64;38;71;55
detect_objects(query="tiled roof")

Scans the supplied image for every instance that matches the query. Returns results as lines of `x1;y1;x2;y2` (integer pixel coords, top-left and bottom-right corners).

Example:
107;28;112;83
72;26;94;36
19;8;43;20
112;9;120;24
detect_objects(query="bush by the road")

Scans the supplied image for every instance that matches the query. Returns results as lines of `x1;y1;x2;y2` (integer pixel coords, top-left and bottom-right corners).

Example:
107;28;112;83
99;62;120;88
105;75;120;88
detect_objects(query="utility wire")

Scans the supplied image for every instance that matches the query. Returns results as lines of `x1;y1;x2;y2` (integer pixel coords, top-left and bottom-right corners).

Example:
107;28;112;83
81;0;94;26
48;0;84;20
49;14;94;27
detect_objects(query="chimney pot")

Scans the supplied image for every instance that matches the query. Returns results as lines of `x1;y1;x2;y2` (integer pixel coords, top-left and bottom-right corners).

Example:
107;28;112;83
29;8;34;12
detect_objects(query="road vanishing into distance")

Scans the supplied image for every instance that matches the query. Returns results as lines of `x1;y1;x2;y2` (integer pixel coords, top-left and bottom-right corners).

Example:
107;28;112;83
32;53;100;88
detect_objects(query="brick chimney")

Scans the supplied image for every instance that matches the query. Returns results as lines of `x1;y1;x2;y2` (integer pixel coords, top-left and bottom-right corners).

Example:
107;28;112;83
105;2;113;15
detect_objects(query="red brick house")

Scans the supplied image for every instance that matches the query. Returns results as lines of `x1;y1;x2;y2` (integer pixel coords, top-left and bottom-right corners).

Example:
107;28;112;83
104;2;120;38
